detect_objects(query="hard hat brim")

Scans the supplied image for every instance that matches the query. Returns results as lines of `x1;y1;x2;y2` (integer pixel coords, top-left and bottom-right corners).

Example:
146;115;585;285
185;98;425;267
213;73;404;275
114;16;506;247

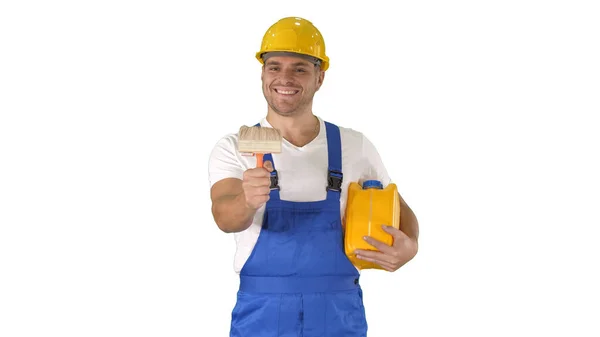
256;51;329;71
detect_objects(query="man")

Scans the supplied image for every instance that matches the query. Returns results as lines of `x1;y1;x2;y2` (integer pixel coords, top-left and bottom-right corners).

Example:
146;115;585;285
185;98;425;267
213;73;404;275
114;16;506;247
209;17;419;337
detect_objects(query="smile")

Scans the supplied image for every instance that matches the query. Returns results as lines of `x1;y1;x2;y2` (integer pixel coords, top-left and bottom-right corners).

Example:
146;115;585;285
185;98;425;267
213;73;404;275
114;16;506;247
274;88;300;95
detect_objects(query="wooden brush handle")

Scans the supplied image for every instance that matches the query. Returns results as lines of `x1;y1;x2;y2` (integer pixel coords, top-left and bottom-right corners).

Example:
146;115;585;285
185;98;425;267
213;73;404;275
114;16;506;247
256;153;264;168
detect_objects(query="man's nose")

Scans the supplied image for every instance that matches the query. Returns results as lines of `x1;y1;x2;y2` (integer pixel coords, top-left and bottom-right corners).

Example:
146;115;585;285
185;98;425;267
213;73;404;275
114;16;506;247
279;69;295;84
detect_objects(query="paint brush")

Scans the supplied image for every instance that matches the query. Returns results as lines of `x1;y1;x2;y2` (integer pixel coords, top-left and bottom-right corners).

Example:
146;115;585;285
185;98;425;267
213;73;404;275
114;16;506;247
238;125;282;168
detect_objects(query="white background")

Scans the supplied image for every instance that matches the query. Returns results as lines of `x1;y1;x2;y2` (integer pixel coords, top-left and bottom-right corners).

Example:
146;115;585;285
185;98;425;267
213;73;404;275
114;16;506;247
1;0;599;336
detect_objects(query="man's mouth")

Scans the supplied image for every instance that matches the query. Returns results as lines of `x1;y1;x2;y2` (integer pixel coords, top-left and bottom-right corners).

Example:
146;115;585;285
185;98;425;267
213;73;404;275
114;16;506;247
274;88;300;95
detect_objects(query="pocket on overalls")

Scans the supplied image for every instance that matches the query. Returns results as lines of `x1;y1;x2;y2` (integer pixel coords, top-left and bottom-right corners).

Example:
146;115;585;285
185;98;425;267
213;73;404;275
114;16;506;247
230;291;280;337
325;289;368;336
264;209;299;272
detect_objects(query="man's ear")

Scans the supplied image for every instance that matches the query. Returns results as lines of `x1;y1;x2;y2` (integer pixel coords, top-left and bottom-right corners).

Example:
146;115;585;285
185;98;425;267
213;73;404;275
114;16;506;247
316;70;325;91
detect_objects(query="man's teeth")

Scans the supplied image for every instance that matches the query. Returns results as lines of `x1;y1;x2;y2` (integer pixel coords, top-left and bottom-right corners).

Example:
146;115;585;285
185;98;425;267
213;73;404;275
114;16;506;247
277;90;297;94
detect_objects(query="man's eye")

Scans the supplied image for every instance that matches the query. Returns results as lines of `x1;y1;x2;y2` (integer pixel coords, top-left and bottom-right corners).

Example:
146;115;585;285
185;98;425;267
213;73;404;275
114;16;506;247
269;67;279;71
296;68;306;72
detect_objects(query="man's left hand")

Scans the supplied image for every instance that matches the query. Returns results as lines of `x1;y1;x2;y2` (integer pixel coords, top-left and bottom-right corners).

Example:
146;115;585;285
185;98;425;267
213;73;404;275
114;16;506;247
354;225;418;272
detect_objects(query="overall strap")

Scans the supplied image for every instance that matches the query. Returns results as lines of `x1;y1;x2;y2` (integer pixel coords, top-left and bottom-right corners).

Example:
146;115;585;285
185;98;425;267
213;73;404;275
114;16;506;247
324;121;343;202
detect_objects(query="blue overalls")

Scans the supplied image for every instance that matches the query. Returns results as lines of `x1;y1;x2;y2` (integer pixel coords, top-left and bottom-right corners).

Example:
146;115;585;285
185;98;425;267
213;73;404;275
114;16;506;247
230;121;368;337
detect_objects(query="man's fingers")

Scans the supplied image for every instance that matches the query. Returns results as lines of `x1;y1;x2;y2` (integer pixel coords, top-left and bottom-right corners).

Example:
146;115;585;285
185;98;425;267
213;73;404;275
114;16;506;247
243;169;271;187
355;252;396;271
354;248;395;265
246;194;270;210
245;172;270;180
256;194;270;204
382;225;408;240
246;178;271;188
252;186;270;196
362;235;396;255
263;160;274;172
244;167;271;178
244;186;270;198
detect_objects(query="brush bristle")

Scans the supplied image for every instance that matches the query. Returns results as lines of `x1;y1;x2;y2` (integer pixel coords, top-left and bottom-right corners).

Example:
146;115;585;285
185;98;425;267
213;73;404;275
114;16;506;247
238;125;282;153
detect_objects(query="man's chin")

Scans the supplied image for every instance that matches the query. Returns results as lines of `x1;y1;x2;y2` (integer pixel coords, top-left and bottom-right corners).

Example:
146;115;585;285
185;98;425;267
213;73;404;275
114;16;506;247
270;104;299;116
274;110;296;117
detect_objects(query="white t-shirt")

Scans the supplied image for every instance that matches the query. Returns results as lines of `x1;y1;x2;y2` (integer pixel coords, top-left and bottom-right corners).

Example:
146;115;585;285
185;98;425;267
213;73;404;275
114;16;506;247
208;116;393;273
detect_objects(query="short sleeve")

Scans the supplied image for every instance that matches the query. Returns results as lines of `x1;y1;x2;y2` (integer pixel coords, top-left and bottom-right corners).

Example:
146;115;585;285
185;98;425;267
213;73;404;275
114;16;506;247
359;134;392;186
208;135;244;188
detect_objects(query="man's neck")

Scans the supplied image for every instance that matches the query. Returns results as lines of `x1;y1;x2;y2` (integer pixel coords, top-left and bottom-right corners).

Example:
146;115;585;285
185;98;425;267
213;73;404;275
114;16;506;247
266;110;320;147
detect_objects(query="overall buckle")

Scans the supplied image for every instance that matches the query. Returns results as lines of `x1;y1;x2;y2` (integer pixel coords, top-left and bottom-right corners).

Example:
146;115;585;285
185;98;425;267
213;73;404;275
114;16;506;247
327;170;343;192
270;170;280;190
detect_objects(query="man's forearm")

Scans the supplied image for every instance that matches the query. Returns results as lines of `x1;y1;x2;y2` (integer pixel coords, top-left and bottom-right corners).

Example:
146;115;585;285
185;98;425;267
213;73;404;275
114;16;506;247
212;193;256;233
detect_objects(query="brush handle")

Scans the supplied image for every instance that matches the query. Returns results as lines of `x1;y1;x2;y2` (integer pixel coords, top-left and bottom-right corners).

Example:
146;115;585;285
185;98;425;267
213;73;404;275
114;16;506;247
256;153;264;168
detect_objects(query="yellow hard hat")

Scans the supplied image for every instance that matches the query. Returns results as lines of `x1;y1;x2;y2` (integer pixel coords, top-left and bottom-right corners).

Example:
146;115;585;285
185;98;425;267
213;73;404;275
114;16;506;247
256;17;330;71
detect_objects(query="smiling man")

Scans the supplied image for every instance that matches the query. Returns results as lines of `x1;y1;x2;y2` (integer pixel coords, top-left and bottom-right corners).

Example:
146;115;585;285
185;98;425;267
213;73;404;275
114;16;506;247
208;17;419;337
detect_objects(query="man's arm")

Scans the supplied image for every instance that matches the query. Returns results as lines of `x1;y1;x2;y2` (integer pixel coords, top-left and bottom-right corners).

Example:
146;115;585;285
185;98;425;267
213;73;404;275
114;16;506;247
210;178;256;233
211;161;274;233
209;135;270;233
399;193;419;244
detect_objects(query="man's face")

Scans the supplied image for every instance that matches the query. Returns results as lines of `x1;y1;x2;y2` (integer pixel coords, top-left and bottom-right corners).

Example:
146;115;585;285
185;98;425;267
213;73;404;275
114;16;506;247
261;55;324;116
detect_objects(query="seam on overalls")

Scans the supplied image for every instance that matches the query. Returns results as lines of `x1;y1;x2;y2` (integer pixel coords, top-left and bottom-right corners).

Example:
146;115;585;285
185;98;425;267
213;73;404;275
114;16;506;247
324;293;328;336
299;294;304;337
277;293;282;336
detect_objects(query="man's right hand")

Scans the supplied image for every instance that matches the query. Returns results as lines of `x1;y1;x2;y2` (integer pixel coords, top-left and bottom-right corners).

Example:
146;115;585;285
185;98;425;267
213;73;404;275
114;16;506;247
242;160;274;210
